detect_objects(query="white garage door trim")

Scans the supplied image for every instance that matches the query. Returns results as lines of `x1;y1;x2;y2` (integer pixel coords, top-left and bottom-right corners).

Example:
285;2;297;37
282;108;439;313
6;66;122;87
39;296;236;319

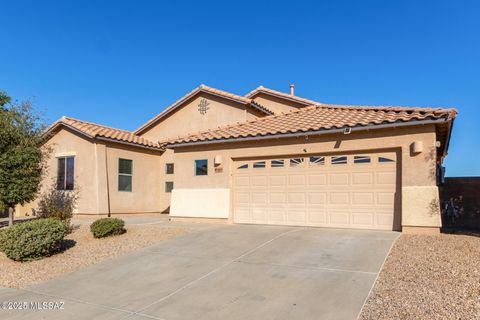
233;152;398;230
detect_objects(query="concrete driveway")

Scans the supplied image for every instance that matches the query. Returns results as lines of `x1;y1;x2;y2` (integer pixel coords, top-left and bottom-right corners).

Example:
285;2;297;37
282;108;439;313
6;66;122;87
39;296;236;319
0;223;398;320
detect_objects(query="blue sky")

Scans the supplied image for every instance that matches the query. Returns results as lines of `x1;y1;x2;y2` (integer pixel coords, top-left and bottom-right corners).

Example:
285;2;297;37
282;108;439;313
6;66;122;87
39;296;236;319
0;0;478;176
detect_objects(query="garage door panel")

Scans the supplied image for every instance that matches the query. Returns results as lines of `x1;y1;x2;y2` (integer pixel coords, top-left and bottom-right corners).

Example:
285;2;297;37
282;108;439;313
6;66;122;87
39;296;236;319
351;211;375;226
251;193;267;204
235;176;250;187
329;192;350;205
329;173;349;185
377;192;395;205
269;175;286;187
352;172;374;185
252;207;267;223
308;192;327;204
287;192;306;204
376;212;394;227
377;172;396;185
234;207;251;223
286;209;307;224
251;176;268;187
308;174;327;185
328;210;350;225
268;208;286;224
234;152;397;230
352;192;375;205
235;192;250;205
307;209;327;224
288;175;306;186
270;192;286;204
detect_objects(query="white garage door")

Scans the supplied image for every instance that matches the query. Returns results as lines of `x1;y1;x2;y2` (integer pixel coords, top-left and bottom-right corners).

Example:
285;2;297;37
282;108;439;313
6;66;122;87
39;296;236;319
233;152;398;230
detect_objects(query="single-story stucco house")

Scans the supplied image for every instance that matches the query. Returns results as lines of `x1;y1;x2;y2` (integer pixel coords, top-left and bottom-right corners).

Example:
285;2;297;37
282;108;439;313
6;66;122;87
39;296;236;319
17;84;457;234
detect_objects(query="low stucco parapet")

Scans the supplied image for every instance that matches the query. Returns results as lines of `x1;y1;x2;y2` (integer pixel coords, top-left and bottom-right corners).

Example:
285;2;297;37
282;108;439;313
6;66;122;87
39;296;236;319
170;188;230;219
402;186;441;228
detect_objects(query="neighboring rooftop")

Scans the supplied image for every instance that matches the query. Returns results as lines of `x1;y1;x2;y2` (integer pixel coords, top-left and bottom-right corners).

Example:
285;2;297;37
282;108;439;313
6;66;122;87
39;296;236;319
163;104;457;146
46;116;162;150
245;85;323;106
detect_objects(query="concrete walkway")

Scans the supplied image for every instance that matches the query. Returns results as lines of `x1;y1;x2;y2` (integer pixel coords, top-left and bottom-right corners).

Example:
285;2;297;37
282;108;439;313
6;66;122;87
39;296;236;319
0;223;398;320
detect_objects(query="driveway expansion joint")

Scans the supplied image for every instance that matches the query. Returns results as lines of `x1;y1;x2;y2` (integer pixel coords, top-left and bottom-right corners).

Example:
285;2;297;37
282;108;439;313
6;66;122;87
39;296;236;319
234;260;378;276
120;228;302;320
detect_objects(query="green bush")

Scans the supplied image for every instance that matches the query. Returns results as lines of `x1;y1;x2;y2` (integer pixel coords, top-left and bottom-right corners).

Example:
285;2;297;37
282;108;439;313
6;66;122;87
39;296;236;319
0;218;67;261
37;186;78;232
90;218;126;238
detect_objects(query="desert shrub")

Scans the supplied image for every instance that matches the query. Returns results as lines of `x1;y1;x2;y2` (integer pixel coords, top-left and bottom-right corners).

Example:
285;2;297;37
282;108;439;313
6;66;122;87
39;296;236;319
90;218;126;238
37;186;78;231
0;218;67;261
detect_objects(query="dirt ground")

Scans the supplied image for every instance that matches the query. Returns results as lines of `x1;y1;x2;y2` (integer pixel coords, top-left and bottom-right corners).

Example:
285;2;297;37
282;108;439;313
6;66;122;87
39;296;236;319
0;223;188;288
360;232;480;320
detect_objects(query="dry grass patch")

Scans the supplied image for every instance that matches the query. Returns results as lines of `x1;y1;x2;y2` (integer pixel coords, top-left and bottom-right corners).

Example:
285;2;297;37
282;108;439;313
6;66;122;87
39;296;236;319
360;233;480;320
0;224;188;288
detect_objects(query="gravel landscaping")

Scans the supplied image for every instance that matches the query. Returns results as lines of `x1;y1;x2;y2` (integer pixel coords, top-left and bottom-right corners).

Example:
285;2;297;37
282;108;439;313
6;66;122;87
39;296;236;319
360;233;480;320
0;223;188;288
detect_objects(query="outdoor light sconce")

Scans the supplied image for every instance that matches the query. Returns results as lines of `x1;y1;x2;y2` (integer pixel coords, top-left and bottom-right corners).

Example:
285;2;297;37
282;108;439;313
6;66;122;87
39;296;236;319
214;155;222;166
411;141;424;155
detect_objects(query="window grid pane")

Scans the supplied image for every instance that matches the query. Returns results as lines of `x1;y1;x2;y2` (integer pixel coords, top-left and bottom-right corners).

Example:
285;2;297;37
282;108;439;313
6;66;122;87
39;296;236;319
56;158;66;190
119;159;133;174
118;175;132;192
165;181;174;193
65;157;75;190
166;163;174;174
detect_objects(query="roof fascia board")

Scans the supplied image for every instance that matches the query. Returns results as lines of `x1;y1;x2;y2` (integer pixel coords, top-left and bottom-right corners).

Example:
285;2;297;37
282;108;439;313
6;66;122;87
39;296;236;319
166;118;447;148
95;136;163;152
44;123;95;140
247;89;316;106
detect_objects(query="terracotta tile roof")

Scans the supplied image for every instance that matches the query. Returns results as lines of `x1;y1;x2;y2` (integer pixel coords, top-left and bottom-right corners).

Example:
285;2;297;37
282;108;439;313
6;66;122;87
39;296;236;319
46;117;162;150
163;104;457;146
245;86;322;106
134;85;273;135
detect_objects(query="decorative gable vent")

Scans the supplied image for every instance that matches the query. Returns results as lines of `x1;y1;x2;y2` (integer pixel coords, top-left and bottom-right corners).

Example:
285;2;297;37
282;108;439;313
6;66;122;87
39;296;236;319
198;98;210;115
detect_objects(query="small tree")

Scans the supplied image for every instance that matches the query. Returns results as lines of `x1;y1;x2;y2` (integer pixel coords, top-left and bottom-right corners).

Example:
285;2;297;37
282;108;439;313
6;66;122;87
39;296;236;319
0;91;48;226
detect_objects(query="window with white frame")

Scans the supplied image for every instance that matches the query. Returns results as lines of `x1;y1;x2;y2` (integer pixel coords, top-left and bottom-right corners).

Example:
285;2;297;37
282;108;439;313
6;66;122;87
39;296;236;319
118;158;133;192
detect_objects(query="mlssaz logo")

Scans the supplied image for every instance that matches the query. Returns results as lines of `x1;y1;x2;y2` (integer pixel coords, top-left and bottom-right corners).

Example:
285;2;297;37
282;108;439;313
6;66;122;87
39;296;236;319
198;98;210;115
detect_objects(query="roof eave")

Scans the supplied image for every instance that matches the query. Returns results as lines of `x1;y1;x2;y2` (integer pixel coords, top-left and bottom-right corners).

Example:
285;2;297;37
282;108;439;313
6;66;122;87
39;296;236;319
95;136;163;152
165;118;449;149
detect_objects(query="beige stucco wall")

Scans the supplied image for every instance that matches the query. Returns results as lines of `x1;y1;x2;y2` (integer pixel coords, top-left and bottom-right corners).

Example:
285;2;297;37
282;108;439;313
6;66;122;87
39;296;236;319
16;128;98;216
139;93;259;142
170;124;440;230
251;92;308;114
103;142;163;214
17;127;166;216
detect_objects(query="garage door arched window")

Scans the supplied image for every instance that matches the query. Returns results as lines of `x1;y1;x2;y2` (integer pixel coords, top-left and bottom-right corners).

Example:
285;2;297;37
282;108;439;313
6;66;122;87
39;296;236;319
290;158;304;167
332;156;348;165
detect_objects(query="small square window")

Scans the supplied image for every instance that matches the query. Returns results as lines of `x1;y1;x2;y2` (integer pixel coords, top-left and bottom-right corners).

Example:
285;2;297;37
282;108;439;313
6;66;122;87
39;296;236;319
195;159;208;176
165;181;174;193
166;163;174;174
